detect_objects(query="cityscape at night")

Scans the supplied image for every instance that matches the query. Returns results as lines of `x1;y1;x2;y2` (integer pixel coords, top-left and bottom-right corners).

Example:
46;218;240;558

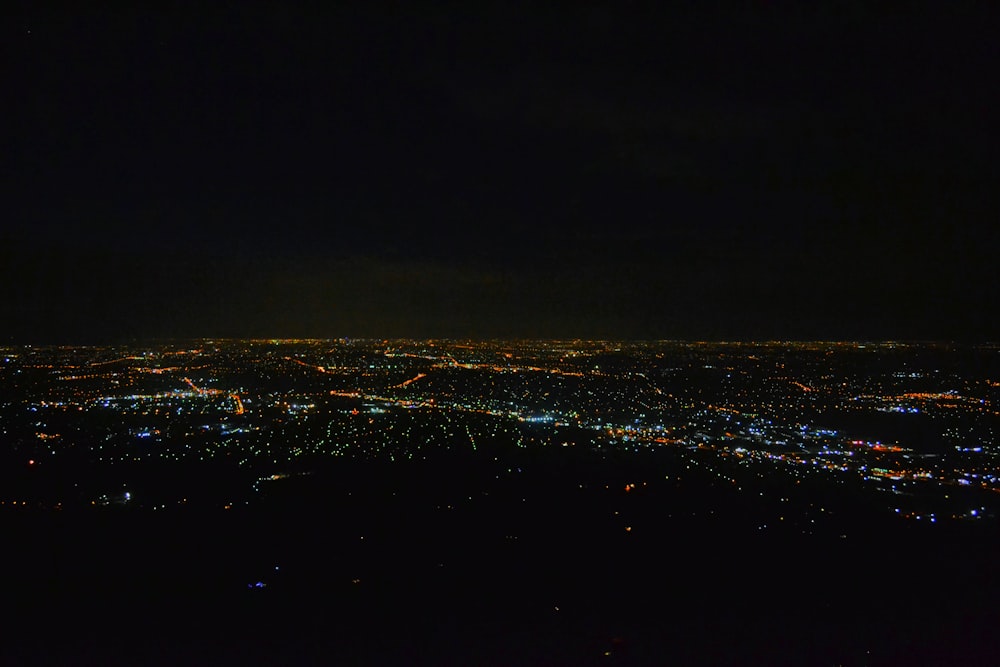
4;339;1000;522
3;339;1000;664
7;2;999;665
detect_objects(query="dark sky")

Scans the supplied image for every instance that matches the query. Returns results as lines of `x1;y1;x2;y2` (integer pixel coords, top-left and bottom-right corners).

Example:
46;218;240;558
5;3;998;342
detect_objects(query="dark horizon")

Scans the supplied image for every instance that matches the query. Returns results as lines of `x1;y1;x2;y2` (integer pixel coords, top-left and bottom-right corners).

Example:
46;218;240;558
4;336;998;349
7;4;998;342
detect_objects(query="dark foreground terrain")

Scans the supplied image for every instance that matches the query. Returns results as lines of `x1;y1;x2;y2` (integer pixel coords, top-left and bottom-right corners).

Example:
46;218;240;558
3;446;1000;666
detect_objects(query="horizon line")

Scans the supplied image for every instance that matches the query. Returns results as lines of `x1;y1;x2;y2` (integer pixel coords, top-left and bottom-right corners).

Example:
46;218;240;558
3;337;997;347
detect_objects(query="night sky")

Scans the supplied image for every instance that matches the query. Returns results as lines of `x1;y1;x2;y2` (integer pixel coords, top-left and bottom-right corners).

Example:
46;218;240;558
5;3;998;342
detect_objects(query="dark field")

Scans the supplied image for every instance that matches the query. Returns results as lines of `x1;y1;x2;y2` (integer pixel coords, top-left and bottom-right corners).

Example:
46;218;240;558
5;446;1000;666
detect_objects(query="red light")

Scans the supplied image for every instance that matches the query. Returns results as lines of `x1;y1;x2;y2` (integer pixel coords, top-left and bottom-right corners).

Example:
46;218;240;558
28;460;35;465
